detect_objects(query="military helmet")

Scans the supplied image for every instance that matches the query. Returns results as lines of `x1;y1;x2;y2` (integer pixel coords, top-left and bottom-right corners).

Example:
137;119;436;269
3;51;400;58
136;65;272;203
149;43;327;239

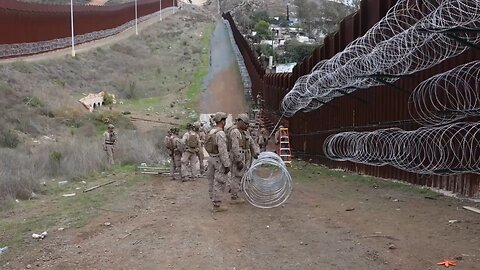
214;112;227;123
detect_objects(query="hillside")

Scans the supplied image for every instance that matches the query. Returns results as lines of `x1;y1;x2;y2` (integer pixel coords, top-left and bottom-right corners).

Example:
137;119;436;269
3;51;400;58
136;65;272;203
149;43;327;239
0;8;214;200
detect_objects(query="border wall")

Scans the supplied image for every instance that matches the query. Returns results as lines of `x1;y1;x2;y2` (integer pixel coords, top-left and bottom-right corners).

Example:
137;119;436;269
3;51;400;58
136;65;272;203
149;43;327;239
222;0;480;198
0;0;176;58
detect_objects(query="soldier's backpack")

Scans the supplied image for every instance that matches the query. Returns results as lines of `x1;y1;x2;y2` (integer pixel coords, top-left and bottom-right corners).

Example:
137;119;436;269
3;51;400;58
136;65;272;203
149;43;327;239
187;132;199;149
205;129;220;154
226;127;247;152
225;126;235;152
165;136;174;151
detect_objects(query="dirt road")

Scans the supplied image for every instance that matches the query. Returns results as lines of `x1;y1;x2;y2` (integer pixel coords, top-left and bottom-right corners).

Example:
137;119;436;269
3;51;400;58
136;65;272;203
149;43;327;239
2;167;479;270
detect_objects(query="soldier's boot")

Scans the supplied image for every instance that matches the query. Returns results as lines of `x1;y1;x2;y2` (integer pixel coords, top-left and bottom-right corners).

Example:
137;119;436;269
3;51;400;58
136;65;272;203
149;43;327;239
211;204;228;213
229;195;246;204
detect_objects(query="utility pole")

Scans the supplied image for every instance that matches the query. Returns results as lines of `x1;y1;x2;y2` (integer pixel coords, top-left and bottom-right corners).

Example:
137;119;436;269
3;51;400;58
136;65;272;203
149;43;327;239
70;0;75;57
159;0;162;21
135;0;138;35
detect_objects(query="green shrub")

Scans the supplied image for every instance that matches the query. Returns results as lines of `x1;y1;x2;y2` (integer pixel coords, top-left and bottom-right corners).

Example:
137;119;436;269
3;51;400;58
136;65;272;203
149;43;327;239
0;129;20;148
103;92;114;105
23;96;44;108
125;81;137;99
50;151;62;163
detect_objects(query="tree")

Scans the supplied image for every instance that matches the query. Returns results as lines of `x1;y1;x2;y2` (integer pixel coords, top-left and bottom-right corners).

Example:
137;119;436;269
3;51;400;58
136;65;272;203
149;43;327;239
237;14;255;31
255;20;273;40
293;0;359;39
251;10;271;24
283;40;317;63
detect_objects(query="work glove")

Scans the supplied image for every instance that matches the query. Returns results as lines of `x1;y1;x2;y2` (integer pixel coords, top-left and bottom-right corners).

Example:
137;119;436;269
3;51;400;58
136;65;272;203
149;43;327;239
224;166;230;175
236;161;244;171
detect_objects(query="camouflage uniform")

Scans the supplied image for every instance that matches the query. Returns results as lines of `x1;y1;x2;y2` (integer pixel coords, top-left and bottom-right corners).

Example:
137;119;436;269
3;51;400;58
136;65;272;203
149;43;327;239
256;128;269;152
103;124;116;165
164;131;174;178
229;114;260;198
181;128;200;180
171;131;183;180
206;112;231;209
274;125;284;155
196;125;206;176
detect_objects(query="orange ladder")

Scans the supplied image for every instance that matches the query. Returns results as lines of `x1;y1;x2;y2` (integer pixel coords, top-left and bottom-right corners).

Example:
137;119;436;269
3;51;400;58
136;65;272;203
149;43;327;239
278;127;292;166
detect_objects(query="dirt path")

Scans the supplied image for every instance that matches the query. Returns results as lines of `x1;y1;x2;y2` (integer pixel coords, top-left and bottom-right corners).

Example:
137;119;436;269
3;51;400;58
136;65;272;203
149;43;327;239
200;21;248;115
88;0;109;5
3;169;479;270
0;7;176;64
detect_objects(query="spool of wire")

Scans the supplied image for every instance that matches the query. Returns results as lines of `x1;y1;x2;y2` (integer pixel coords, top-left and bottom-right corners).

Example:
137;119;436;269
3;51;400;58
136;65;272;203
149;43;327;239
242;152;293;209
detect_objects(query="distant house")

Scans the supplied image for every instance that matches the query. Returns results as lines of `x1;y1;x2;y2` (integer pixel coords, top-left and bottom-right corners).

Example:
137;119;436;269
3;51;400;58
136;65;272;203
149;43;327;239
275;63;296;73
296;35;310;43
288;17;299;25
260;39;282;48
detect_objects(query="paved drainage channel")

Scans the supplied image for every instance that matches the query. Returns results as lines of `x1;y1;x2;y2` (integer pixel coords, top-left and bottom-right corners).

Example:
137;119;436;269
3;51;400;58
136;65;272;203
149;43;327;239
200;21;248;115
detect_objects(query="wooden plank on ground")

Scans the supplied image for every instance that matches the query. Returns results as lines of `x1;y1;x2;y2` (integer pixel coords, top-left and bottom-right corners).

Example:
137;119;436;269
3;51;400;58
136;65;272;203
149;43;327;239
463;206;480;214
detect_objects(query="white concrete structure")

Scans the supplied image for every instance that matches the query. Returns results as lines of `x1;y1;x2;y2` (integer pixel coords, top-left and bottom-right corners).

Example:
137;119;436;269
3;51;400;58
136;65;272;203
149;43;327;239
79;91;115;112
276;63;296;73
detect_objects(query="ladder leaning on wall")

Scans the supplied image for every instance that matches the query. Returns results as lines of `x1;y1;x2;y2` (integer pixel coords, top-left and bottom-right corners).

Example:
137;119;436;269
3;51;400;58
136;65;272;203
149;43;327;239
278;127;292;166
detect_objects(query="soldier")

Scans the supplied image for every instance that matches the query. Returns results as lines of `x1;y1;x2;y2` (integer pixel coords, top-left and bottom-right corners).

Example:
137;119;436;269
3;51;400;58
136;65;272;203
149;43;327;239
274;125;284;145
181;123;201;181
103;124;117;165
205;112;231;212
164;129;175;179
209;114;216;129
256;93;264;109
229;114;259;202
257;127;269;152
274;125;285;155
171;128;183;180
195;123;206;176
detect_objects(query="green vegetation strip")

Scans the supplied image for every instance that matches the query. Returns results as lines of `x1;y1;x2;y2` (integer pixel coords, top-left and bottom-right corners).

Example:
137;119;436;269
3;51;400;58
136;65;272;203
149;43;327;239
186;24;215;110
289;161;438;196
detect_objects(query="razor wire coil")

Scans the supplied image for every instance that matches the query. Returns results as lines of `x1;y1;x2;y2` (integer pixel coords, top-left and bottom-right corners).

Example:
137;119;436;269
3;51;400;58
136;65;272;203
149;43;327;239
242;151;293;208
280;0;480;117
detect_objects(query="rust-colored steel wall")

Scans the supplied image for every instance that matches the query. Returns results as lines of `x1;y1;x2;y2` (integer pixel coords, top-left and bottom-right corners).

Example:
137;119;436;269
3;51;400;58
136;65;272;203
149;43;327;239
0;0;175;44
223;0;480;198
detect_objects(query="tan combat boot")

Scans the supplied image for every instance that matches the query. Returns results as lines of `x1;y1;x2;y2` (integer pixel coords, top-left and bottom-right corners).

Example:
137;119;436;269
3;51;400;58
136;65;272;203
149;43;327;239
229;197;246;204
211;205;228;212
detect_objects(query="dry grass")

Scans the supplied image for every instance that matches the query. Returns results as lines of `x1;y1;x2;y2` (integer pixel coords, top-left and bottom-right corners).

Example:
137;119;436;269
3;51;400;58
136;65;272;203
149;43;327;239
0;130;167;201
116;128;166;165
0;11;214;201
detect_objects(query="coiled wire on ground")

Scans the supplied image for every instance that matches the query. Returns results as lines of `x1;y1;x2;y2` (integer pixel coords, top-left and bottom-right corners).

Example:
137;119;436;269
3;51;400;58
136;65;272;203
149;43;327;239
242;152;293;209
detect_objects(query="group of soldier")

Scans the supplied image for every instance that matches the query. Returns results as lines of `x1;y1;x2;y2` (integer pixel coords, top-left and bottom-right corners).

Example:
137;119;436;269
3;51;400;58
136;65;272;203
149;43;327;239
164;122;206;181
164;112;270;212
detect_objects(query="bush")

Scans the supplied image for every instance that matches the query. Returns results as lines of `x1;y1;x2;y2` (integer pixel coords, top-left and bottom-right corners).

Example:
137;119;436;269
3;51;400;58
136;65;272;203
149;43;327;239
23;96;44;108
0;129;20;148
93;111;135;130
125;81;137;99
103;92;114;106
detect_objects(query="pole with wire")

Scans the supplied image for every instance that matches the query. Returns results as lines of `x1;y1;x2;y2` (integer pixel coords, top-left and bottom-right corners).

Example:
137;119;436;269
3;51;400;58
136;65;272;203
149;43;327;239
159;0;162;21
70;0;75;57
135;0;138;35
